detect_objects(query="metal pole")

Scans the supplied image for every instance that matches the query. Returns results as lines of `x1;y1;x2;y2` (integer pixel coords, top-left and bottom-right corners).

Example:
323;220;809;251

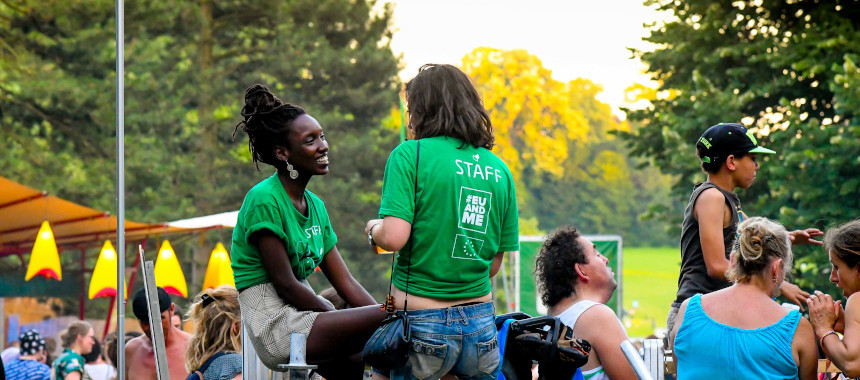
80;248;86;320
0;298;4;350
115;0;125;378
621;340;654;380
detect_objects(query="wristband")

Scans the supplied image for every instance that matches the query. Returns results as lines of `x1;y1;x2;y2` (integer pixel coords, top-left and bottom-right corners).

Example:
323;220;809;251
820;330;839;347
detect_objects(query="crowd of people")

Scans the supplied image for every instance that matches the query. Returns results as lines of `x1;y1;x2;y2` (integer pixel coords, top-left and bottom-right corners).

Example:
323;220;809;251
4;64;860;380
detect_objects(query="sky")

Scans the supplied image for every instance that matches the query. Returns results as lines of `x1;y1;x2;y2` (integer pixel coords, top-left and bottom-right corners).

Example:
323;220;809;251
386;0;670;117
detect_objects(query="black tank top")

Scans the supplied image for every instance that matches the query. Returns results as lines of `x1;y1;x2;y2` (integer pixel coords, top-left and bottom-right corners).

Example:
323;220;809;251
674;182;742;305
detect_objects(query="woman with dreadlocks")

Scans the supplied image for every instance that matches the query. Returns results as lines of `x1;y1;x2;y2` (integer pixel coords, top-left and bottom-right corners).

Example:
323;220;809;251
231;84;387;378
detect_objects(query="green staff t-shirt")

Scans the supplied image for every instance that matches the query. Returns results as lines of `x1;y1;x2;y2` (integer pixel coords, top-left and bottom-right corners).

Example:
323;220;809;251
231;174;337;290
379;137;519;299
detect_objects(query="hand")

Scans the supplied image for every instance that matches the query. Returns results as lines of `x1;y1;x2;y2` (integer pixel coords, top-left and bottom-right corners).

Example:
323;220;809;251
780;282;810;311
365;219;383;235
834;300;845;333
807;290;839;335
789;228;824;246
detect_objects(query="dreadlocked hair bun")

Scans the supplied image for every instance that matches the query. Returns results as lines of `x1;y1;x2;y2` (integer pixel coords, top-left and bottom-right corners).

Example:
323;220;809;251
233;84;306;170
242;84;284;117
726;217;792;283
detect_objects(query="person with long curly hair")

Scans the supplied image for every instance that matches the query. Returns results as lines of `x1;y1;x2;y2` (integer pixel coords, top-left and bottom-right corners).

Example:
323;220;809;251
184;286;242;380
231;84;387;378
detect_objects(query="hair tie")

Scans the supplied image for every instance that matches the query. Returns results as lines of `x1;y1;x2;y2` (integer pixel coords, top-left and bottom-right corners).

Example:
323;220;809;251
201;293;216;308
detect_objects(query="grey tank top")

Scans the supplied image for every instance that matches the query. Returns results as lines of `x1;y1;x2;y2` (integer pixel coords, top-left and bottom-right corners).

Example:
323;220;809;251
674;182;741;305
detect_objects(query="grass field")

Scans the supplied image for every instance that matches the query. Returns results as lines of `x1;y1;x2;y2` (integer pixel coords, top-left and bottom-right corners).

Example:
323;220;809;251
621;246;680;338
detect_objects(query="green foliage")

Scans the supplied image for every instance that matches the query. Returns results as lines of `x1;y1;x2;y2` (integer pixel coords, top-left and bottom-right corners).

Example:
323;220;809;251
622;0;860;294
0;0;401;315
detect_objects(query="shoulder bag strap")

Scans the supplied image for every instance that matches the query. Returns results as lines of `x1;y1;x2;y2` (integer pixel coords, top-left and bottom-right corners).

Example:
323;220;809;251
383;140;418;315
403;140;418;314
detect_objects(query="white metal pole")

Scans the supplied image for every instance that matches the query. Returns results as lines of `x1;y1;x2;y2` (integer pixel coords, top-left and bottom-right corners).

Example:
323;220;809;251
115;0;125;378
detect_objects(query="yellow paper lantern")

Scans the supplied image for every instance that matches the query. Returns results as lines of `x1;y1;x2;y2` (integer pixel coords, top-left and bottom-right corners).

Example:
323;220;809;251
88;241;128;299
153;240;188;297
25;221;62;281
202;243;235;291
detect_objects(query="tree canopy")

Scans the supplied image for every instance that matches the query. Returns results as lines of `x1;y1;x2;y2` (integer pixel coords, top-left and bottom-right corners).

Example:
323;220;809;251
623;0;860;293
0;0;402;314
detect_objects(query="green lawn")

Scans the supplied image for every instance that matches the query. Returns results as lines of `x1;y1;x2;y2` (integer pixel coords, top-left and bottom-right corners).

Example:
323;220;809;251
621;246;680;338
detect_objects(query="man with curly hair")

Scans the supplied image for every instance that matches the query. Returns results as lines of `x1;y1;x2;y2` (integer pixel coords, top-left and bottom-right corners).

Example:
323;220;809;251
535;226;636;380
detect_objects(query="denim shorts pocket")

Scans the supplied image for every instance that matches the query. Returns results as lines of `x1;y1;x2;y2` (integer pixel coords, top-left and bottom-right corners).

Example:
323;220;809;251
476;335;500;375
408;339;448;380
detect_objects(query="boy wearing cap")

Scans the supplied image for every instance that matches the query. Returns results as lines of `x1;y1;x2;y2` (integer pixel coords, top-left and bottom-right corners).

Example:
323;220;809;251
667;123;823;336
3;329;50;380
125;287;190;380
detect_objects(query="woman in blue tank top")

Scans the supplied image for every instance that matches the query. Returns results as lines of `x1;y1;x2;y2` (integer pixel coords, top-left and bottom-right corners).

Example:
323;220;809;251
670;217;817;379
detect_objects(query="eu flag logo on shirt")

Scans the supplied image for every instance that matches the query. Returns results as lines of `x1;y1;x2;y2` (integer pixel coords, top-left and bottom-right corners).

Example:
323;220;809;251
452;234;485;260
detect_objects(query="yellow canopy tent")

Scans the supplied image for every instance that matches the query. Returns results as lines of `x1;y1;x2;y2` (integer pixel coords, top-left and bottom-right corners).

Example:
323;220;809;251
0;176;228;326
0;177;192;254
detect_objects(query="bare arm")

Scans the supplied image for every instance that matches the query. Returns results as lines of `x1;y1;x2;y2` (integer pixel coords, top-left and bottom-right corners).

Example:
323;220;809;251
793;317;817;380
319;246;376;307
124;339;137;379
694;188;731;280
577;305;638;380
809;292;860;376
365;216;411;252
64;371;82;380
489;252;505;278
253;230;333;312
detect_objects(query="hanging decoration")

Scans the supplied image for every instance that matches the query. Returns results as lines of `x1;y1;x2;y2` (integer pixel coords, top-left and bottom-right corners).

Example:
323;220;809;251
25;221;62;281
88;240;128;299
153;240;188;297
202;242;235;291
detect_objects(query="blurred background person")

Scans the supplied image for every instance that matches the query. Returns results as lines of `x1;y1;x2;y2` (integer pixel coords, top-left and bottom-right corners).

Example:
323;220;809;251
52;321;95;380
3;329;49;380
172;304;184;330
83;339;115;380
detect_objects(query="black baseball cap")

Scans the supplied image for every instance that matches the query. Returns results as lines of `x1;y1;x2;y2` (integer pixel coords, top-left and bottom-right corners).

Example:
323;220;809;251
132;286;172;321
696;123;776;163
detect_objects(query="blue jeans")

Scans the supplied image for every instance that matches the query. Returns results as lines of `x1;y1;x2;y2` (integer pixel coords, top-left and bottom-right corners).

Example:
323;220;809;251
372;301;500;380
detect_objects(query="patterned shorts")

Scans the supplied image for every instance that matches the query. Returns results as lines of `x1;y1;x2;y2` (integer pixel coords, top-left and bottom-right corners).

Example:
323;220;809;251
238;281;334;370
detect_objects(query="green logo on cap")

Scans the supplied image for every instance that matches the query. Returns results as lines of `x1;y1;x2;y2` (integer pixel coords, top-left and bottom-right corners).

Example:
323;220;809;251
699;137;712;149
746;130;757;145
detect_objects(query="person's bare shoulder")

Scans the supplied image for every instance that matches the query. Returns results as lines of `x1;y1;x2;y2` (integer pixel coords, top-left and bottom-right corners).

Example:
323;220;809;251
695;187;726;209
174;328;191;342
576;304;627;338
125;336;145;355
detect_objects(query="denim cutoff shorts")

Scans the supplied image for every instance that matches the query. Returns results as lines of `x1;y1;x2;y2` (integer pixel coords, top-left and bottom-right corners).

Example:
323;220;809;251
372;301;500;380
